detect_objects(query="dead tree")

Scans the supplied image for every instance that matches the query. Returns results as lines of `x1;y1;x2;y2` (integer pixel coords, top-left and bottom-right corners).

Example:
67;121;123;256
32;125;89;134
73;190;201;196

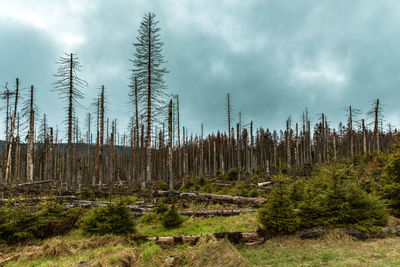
5;78;19;183
131;12;168;188
53;53;87;186
168;100;173;190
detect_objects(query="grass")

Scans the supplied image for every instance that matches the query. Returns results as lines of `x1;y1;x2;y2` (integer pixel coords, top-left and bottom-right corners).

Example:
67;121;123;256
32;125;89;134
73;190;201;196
137;213;258;236
5;227;400;266
239;235;400;266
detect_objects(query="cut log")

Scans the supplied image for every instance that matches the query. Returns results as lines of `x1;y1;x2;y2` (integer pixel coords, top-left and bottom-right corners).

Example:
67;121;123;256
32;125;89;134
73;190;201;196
180;209;255;217
130;231;262;246
152;190;266;207
257;181;274;187
130;235;200;245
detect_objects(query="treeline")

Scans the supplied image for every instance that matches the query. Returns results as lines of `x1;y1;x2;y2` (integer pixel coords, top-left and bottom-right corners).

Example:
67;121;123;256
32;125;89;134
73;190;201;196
0;12;398;191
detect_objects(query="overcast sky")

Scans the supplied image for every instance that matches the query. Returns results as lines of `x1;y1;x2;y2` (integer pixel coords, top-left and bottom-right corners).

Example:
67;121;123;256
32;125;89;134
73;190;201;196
0;0;399;140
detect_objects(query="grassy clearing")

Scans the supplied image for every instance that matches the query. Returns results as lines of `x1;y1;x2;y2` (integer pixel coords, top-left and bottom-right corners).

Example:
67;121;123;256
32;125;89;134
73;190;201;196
239;234;400;266
6;230;400;266
137;213;258;236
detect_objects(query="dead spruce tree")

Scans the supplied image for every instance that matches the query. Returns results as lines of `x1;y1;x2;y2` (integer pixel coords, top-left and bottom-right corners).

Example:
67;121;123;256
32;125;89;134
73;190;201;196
131;12;168;188
5;78;19;183
21;85;37;182
53;53;87;187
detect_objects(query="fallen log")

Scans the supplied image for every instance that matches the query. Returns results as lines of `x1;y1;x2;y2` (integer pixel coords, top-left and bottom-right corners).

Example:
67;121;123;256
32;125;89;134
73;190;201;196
152;190;266;207
180;209;255;217
0;195;78;206
257;181;274;187
130;231;263;246
131;235;200;245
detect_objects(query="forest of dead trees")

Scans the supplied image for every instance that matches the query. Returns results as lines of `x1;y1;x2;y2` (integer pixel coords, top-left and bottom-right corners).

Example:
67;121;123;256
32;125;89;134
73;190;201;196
0;80;395;192
0;13;398;193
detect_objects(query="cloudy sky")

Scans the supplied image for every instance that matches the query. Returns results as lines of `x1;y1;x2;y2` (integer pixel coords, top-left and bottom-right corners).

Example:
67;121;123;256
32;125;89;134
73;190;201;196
0;0;399;140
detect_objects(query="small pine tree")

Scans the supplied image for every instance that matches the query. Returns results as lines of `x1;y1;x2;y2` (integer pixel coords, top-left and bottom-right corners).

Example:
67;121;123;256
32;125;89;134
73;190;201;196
258;175;300;233
81;203;136;236
162;205;183;228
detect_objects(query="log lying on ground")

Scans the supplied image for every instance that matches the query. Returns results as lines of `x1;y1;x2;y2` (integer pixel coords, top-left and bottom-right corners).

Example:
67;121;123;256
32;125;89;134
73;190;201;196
0;195;78;206
180;209;255;217
131;235;200;245
152;190;267;207
130;231;264;246
257;181;274;187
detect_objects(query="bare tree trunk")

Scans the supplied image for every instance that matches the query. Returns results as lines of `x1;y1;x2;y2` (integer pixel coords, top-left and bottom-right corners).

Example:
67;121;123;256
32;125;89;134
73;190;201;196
213;141;217;177
286;118;291;169
349;106;354;159
237;123;241;181
250;121;254;175
27;85;35;182
94;99;99;186
362;119;367;154
333;130;337;161
176;95;181;179
375;99;380;155
168;100;173;190
5;78;19;183
200;123;203;176
99;86;104;185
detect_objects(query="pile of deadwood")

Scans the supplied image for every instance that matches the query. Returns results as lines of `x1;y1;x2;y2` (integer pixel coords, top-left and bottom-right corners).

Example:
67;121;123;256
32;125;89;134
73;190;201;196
152;190;267;207
131;230;266;246
62;199;257;218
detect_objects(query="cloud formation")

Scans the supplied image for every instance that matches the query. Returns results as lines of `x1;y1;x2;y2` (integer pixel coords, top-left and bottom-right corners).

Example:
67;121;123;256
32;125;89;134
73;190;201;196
0;0;399;138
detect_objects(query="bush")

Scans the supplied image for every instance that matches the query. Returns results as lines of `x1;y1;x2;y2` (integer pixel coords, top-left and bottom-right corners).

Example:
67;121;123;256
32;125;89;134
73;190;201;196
161;205;183;228
229;181;263;198
299;164;388;232
79;187;95;200
258;175;300;233
225;168;238;181
258;164;389;234
154;199;169;215
141;212;160;224
0;202;84;244
379;140;400;217
81;202;136;236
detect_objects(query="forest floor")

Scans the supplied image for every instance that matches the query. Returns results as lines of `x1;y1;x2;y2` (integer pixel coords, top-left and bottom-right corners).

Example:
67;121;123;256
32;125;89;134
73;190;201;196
3;212;400;266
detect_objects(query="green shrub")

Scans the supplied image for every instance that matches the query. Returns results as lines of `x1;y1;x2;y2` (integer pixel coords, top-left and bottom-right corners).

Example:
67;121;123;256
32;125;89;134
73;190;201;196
299;164;388;232
80;202;136;236
154;200;169;215
258;175;300;233
258;164;389;234
0;203;84;244
379;140;400;217
38;203;84;237
161;205;183;228
153;180;169;191
229;181;263;198
79;187;95;200
225;168;238;181
141;212;160;224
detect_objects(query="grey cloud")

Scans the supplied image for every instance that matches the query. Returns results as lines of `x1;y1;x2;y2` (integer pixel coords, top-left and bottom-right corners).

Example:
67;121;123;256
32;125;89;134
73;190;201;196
0;0;400;139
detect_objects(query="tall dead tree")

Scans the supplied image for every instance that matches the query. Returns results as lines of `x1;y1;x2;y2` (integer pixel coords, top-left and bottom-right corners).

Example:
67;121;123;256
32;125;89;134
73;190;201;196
286;116;291;169
131;12;168;188
21;85;36;182
168;100;173;190
374;99;381;154
53;53;87;186
5;78;19;183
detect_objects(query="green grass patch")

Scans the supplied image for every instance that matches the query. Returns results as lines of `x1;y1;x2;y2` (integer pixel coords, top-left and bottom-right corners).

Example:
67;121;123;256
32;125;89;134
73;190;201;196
137;213;258;236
